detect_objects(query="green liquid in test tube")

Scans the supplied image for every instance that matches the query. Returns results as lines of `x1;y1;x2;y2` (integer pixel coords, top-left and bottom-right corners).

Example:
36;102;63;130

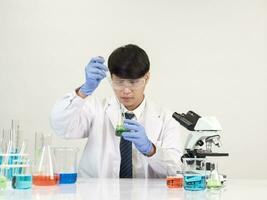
0;175;7;190
115;107;128;137
115;125;128;137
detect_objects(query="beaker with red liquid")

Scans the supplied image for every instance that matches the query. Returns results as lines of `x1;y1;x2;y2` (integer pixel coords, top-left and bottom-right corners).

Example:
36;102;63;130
166;165;183;188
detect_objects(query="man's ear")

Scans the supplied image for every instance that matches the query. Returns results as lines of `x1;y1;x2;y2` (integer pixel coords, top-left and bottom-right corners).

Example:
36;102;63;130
145;72;150;84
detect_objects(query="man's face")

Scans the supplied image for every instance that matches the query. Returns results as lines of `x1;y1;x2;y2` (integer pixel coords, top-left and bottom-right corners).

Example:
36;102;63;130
111;73;150;110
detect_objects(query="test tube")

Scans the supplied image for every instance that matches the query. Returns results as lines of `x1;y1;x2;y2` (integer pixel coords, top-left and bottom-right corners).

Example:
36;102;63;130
0;131;11;189
10;120;20;153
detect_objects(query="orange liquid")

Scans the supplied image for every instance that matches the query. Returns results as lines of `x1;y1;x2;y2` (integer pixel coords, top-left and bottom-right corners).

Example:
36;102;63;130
32;175;59;186
166;176;183;188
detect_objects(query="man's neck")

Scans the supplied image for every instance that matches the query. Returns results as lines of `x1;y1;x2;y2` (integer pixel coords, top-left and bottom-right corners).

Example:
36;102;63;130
125;95;145;111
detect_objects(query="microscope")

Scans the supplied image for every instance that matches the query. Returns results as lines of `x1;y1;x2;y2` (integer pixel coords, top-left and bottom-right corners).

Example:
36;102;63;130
172;111;229;187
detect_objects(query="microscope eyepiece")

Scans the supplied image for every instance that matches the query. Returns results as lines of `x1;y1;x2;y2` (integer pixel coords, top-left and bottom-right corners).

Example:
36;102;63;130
172;111;201;131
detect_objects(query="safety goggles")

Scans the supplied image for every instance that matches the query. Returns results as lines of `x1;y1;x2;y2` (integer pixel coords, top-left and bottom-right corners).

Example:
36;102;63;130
109;76;146;90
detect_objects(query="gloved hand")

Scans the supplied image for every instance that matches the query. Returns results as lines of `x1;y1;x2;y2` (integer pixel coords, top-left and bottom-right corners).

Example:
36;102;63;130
79;56;108;96
122;119;153;155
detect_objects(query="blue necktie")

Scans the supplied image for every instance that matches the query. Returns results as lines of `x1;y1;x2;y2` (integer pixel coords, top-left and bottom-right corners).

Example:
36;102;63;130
119;112;135;178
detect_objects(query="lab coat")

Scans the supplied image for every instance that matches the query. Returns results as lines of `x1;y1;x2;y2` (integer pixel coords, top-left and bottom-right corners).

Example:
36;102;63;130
50;92;184;178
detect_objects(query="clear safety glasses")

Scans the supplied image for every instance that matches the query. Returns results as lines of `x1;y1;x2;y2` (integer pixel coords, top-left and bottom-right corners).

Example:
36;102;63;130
108;77;146;90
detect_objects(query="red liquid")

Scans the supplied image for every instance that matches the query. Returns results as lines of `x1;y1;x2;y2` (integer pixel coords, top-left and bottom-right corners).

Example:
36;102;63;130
32;175;59;186
166;176;183;188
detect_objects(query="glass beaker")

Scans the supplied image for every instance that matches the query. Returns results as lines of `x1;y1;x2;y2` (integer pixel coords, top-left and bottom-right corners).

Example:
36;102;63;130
53;147;79;184
166;164;183;188
12;159;32;189
32;134;59;186
182;157;206;191
115;111;127;137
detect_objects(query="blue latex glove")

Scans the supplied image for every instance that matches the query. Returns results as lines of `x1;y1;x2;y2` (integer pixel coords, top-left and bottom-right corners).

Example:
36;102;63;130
79;56;108;96
122;119;153;155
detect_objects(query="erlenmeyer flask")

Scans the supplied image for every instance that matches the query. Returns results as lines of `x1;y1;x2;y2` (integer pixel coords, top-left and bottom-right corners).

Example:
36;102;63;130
115;111;127;137
207;162;222;189
32;135;59;186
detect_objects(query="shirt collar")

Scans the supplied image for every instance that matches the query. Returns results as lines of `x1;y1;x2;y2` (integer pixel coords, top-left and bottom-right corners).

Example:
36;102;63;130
121;96;146;121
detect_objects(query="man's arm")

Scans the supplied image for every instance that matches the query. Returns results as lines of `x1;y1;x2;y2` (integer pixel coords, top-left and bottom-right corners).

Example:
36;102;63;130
50;56;108;138
146;143;156;157
76;88;87;99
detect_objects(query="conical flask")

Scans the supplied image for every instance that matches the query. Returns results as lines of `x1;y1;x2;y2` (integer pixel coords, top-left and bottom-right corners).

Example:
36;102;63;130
32;134;59;186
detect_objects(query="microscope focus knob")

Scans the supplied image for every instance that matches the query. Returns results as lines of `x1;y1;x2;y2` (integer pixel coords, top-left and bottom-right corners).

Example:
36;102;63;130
196;140;204;146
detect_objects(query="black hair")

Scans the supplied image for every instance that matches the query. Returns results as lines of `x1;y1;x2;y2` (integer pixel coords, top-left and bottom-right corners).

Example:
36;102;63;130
108;44;150;79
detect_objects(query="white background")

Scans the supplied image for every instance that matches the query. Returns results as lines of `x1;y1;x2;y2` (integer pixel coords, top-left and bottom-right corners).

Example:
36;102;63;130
0;0;266;179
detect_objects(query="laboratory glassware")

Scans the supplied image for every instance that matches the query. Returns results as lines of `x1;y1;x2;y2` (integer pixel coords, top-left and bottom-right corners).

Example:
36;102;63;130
54;147;79;184
115;111;128;137
0;174;7;190
182;157;206;191
0;129;11;165
4;120;22;180
34;132;44;166
0;130;11;189
166;165;183;188
10;120;20;153
2;127;21;181
12;159;32;189
32;134;59;186
206;162;222;189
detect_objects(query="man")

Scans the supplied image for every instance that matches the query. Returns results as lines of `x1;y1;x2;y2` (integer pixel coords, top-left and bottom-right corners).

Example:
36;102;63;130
50;44;183;178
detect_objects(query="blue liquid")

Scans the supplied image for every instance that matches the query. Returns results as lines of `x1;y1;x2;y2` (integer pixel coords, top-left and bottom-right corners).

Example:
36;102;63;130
6;150;20;180
59;173;77;184
12;175;32;189
184;175;206;191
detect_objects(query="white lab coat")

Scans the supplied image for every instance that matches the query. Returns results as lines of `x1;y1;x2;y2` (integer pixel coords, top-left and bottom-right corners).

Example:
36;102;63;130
50;92;184;178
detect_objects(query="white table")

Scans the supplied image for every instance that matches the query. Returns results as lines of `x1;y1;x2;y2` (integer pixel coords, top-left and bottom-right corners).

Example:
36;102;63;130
1;178;267;200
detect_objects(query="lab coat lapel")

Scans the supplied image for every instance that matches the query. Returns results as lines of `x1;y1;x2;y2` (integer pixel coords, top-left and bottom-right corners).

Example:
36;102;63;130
105;97;163;144
143;101;163;145
105;97;120;129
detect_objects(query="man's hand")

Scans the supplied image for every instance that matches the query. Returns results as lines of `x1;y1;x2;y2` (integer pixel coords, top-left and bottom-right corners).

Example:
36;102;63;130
79;56;108;97
122;119;155;156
